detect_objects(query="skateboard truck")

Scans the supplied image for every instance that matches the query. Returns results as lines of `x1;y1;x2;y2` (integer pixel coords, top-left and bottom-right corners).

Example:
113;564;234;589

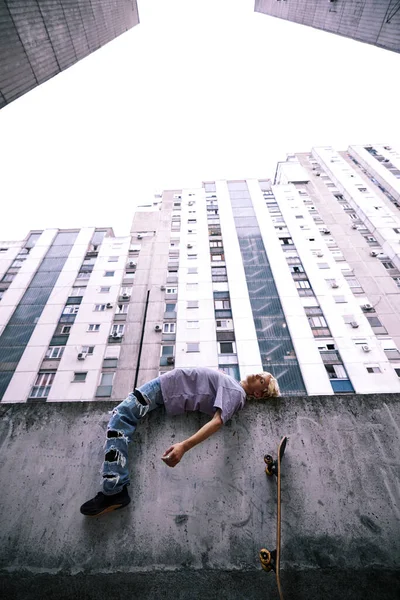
264;453;277;477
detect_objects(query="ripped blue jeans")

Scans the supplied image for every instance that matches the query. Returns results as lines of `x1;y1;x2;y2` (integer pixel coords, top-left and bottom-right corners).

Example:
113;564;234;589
102;377;164;495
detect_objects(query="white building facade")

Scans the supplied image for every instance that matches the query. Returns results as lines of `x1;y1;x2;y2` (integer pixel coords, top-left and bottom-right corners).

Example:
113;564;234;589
2;145;400;402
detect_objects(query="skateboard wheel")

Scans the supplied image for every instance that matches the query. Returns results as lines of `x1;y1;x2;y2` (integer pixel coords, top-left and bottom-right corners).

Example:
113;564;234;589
264;454;273;466
264;454;274;476
259;548;272;571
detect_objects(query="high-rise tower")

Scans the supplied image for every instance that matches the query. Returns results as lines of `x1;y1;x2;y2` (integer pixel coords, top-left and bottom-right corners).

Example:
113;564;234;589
255;1;400;53
0;1;139;108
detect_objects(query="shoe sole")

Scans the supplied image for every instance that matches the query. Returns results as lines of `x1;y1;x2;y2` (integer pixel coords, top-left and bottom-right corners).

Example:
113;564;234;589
82;499;130;517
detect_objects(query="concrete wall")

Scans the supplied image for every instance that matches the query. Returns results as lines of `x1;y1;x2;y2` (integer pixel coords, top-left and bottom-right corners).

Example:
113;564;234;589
0;395;399;599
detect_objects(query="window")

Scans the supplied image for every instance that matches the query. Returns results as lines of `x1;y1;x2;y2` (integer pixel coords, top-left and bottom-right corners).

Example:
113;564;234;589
334;296;347;303
187;253;197;260
77;272;90;279
165;303;176;312
384;349;400;361
111;324;125;335
186;283;198;290
63;306;79;315
366;366;381;374
108;256;119;262
116;304;128;314
94;304;106;311
317;263;330;269
99;372;114;386
215;299;231;309
366;316;383;327
216;319;233;329
100;287;111;293
188;229;197;234
382;261;395;269
88;324;100;332
395;368;400;377
295;281;311;289
45;347;64;359
392;277;400;287
70;287;86;297
166;287;177;294
188;267;198;274
393;228;400;234
82;346;95;355
163;323;176;333
210;241;223;248
188;219;197;224
219;342;236;354
2;274;15;282
11;259;26;268
161;345;174;356
29;372;55;398
187;343;200;352
211;254;223;261
187;321;200;329
187;301;199;309
70;371;86;383
121;287;132;297
104;271;115;277
325;365;347;379
61;326;71;334
308;316;327;328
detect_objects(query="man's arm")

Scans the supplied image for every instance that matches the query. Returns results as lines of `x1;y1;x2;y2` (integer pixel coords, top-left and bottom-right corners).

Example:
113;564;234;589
162;409;223;468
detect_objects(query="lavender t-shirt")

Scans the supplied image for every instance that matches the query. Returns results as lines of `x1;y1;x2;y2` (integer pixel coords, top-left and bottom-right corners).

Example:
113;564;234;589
159;367;246;424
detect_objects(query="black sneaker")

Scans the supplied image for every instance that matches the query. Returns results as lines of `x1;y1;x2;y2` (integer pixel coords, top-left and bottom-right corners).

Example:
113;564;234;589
80;486;131;516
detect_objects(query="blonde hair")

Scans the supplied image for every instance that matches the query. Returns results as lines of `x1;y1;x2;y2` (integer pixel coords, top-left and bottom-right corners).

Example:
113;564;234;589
262;372;280;398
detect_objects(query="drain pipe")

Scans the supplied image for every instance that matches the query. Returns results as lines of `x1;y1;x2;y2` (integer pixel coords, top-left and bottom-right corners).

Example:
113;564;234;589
134;289;150;390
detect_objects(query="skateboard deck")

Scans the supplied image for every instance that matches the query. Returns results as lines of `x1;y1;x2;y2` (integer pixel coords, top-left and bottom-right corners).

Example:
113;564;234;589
259;435;287;600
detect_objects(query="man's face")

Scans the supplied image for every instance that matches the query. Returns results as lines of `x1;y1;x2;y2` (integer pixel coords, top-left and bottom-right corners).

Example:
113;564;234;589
246;373;271;398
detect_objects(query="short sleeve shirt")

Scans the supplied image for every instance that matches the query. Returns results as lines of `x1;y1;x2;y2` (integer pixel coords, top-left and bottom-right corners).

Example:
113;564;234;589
159;367;246;424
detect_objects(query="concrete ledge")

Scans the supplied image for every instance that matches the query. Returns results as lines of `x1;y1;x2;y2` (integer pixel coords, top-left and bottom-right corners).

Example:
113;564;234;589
1;395;400;599
1;569;399;600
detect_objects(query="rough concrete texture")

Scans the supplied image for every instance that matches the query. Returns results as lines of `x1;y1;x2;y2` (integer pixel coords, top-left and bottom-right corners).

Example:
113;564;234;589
0;395;400;599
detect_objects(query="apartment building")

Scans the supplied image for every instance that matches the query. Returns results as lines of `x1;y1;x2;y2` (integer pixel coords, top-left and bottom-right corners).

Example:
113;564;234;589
0;1;139;108
2;145;400;401
254;0;400;53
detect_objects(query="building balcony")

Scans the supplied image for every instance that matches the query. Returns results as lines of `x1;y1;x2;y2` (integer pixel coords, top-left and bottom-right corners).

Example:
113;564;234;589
330;380;354;393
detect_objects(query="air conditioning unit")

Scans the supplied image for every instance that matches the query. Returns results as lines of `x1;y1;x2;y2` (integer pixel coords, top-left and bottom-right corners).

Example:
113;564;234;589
77;352;87;360
106;303;113;309
112;332;122;339
370;251;379;257
137;234;143;239
316;173;321;176
362;303;373;311
154;325;162;332
160;285;166;291
167;356;175;365
122;294;129;299
350;321;359;328
316;252;324;257
188;201;194;206
362;345;371;352
321;228;330;234
331;282;339;288
351;224;358;229
187;244;193;248
129;261;137;268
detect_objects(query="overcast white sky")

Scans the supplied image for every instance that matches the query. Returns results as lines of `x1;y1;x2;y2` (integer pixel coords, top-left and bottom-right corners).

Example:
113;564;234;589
1;0;400;241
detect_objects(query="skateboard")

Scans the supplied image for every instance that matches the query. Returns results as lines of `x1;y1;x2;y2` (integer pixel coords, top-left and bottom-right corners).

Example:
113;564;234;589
259;435;288;600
